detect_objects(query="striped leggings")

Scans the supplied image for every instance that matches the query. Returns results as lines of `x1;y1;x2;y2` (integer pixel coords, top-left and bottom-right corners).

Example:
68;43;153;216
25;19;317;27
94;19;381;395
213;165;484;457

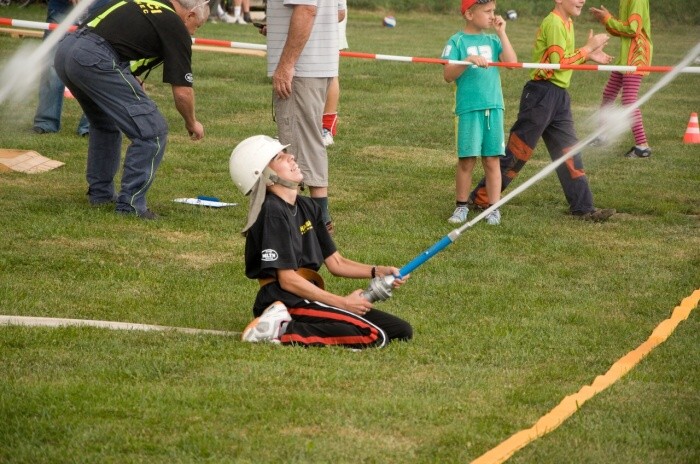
601;71;647;145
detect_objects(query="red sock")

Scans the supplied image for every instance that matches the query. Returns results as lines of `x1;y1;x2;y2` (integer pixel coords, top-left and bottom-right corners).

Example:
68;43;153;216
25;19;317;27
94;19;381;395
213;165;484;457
322;113;338;136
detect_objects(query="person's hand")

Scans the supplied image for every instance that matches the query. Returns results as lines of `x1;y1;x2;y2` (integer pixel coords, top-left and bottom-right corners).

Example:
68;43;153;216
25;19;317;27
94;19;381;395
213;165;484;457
373;266;409;289
187;121;204;141
467;55;489;68
589;48;613;65
493;15;506;35
272;63;294;99
589;5;610;22
391;272;409;289
585;30;610;52
345;289;373;316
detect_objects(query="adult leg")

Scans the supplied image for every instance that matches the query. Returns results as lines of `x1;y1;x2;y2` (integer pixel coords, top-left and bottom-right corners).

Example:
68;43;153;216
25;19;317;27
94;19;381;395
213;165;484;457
322;76;340;138
242;0;252;23
56;31;167;214
323;10;347;143
32;4;69;133
74;87;122;204
231;0;247;23
55;33;120;204
76;114;90;136
275;77;331;224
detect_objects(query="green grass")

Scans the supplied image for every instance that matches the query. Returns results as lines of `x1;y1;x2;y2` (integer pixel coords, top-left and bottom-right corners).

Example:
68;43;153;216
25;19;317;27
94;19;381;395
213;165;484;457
1;5;699;463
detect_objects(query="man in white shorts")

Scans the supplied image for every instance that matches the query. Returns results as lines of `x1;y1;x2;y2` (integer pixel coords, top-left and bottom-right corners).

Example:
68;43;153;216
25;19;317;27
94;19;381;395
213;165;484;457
266;0;347;234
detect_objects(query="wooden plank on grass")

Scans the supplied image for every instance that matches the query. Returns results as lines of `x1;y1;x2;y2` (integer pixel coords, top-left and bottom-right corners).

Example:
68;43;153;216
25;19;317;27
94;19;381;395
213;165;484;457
192;44;265;57
0;149;65;173
0;26;43;39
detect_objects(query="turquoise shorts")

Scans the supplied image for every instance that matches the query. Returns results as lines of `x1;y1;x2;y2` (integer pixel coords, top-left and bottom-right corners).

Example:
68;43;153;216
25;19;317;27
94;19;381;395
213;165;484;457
455;108;505;158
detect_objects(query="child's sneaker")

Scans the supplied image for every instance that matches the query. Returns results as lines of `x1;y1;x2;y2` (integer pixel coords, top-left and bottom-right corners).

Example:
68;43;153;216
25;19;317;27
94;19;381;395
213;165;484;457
623;146;652;158
322;128;334;147
589;136;607;147
241;301;291;343
448;205;468;224
485;208;501;225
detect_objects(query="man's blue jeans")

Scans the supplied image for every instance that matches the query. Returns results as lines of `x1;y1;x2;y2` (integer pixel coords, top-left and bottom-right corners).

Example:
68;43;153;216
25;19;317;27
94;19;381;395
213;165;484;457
32;4;89;135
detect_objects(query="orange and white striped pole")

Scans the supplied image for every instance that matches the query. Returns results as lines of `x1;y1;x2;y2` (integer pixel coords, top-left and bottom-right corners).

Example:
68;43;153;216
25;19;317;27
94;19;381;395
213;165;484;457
2;17;700;74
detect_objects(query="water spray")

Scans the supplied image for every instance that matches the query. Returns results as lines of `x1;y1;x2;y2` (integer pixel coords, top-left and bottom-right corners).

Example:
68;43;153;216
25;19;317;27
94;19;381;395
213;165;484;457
362;42;700;303
0;3;94;106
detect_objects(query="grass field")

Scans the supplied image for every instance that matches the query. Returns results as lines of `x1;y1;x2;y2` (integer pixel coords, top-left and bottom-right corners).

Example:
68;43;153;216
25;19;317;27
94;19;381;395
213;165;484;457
1;5;699;463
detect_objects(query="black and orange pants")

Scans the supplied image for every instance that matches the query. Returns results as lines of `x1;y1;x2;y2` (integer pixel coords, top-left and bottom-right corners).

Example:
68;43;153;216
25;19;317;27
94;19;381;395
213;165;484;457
469;80;595;215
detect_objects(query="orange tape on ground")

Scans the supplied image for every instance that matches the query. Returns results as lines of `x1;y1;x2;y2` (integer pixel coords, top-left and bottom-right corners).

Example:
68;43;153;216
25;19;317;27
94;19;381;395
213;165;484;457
471;289;700;464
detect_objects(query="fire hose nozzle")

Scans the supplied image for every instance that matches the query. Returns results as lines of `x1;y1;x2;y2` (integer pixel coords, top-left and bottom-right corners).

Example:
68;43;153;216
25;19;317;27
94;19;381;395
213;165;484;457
361;275;395;303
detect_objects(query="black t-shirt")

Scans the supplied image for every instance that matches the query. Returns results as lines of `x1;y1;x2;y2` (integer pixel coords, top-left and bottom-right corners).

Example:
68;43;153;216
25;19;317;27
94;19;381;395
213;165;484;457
245;194;336;279
85;0;194;86
245;194;337;315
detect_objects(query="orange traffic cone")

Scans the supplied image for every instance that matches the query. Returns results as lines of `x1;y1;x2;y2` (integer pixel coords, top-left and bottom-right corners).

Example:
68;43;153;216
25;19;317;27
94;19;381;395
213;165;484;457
683;112;700;144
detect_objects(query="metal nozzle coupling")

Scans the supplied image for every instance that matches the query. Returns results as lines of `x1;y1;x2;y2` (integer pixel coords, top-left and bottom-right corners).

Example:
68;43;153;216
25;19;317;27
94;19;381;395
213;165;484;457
361;275;395;303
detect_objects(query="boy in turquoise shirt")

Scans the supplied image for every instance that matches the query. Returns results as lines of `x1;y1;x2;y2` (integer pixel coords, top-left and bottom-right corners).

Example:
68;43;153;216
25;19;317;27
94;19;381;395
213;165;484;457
441;0;516;225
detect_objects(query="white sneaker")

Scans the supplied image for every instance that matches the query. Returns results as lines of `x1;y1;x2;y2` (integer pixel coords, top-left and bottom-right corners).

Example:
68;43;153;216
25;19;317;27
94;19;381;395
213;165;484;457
322;128;334;147
233;15;248;24
241;301;291;343
219;12;236;23
486;208;501;225
448;205;468;224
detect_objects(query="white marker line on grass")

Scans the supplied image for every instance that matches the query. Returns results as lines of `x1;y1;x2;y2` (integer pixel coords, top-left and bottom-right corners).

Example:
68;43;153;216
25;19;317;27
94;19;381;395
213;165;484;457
470;289;700;464
0;315;241;337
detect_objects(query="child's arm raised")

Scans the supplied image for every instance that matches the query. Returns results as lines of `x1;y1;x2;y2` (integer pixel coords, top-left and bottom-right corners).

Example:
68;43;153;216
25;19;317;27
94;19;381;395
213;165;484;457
493;15;517;64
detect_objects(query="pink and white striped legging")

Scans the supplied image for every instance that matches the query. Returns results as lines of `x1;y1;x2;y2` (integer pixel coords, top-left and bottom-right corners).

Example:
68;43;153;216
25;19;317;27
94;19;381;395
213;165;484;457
601;71;647;145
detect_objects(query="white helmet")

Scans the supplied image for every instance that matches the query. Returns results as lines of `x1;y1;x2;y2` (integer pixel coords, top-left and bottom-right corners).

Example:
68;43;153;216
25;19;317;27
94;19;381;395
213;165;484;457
229;135;289;195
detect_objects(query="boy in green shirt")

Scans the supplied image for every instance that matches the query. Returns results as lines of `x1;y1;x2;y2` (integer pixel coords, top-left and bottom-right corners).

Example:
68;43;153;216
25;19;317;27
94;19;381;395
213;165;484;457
469;0;616;221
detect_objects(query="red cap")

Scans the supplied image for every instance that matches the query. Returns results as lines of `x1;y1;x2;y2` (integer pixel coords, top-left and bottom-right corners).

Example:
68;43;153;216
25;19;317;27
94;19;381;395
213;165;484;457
461;0;478;14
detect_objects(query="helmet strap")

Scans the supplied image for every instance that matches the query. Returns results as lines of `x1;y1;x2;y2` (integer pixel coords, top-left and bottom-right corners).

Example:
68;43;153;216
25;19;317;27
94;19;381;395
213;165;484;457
264;167;300;191
241;168;300;236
